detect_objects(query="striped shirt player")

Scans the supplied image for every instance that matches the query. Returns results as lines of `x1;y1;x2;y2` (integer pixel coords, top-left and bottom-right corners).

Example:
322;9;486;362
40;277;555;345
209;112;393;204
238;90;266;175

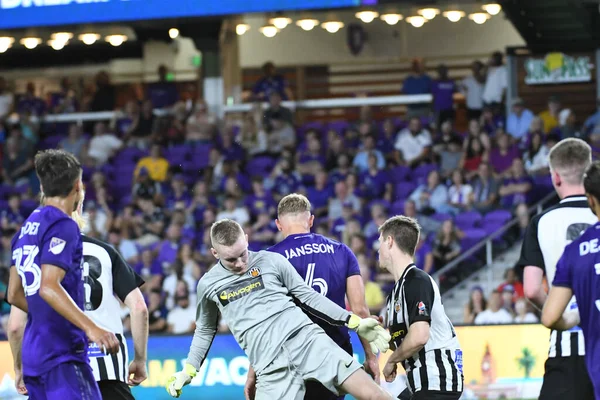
385;265;463;398
82;234;145;399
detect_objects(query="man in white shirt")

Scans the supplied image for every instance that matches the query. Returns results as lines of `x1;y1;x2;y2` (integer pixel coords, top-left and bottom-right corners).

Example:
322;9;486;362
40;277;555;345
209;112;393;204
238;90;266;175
506;98;535;141
474;290;514;325
88;122;124;166
482;52;507;110
460;61;485;120
166;282;197;335
394;117;432;167
216;196;250;226
0;77;14;122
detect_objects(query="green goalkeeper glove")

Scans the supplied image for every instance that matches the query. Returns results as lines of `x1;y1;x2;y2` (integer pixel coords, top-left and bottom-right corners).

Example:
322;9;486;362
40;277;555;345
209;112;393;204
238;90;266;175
166;363;197;398
347;314;391;354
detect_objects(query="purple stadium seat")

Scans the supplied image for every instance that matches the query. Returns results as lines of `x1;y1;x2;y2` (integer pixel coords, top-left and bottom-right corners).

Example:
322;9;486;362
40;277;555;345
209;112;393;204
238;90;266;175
247;157;276;177
327;121;349;135
190;144;212;169
0;185;12;199
431;213;452;222
0;200;7;211
21;199;38;214
391;200;405;215
483;209;512;225
39;135;63;150
460;228;487;251
395;182;417;200
413;164;437;179
389;166;411;183
454;211;482;230
480;221;505;237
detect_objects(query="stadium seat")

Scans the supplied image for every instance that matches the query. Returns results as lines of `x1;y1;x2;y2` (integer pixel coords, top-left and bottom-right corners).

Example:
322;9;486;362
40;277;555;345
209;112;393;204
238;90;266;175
483;209;512;225
454;211;482;230
394;182;417;200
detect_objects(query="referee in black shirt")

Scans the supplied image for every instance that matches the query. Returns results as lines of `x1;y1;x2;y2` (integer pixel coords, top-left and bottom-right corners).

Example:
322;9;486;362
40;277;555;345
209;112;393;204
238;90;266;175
378;215;463;400
518;138;595;400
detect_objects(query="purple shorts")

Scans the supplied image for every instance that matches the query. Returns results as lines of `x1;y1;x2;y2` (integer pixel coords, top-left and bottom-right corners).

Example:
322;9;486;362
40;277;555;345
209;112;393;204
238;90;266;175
24;362;101;400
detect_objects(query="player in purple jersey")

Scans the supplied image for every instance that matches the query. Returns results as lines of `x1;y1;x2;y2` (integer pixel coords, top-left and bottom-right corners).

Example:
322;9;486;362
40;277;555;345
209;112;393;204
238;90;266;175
6;149;119;400
543;160;600;399
244;193;379;400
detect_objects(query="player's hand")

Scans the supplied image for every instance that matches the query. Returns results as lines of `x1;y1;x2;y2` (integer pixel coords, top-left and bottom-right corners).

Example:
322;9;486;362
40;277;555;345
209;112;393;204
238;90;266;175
128;359;147;386
166;364;196;398
363;355;380;384
14;368;28;395
244;374;256;400
347;314;391;354
86;326;120;355
383;361;397;383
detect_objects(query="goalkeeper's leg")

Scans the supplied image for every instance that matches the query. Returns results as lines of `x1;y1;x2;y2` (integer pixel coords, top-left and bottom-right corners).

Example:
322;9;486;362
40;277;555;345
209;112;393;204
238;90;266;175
254;348;305;400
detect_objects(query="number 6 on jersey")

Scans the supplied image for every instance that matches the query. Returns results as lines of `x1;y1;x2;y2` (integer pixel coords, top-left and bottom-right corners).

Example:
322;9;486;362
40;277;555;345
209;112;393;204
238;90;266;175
305;263;328;296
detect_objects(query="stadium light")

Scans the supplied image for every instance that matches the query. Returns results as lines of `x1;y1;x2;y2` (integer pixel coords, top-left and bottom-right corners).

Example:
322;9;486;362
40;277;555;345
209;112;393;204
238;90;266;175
482;3;502;15
380;13;403;25
296;18;319;31
51;32;73;42
0;37;14;53
321;21;344;33
79;33;100;45
169;28;179;39
469;12;491;24
418;8;440;20
106;34;127;47
406;16;426;28
443;10;466;22
270;17;292;30
20;37;41;49
355;10;379;23
236;24;250;35
259;25;278;38
48;39;66;50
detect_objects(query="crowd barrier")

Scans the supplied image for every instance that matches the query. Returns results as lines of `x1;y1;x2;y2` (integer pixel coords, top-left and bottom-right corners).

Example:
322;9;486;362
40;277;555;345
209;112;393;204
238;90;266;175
0;324;549;400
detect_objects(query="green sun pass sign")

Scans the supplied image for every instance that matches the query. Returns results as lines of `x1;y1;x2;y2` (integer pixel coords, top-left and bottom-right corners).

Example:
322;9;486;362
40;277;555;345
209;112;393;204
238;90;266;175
524;52;594;85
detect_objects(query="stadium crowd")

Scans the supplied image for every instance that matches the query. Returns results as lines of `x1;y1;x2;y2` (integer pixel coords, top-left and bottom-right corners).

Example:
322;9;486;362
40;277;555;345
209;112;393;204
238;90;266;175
1;53;599;338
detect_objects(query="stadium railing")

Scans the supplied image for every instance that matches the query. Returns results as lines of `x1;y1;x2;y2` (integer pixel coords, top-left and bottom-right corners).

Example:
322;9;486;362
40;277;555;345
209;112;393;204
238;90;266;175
433;190;559;295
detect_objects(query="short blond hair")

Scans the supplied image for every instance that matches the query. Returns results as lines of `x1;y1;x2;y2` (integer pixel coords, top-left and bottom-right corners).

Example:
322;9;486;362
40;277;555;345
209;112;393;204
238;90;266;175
548;138;592;185
210;219;244;247
277;194;311;217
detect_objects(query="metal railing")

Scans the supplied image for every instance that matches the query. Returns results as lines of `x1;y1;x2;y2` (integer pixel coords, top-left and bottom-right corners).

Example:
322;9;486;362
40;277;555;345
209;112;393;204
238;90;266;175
432;191;559;293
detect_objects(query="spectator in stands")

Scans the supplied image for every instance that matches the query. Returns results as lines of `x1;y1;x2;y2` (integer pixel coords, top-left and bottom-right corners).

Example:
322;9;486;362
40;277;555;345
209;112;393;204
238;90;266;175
414;237;434;273
83;199;113;240
432;219;462;271
474;290;513;325
358;254;384;314
524;132;558;176
267;158;301;201
252;61;292;101
328;180;361;221
506;98;534;142
263;91;293;130
353;134;385;173
499;158;532;209
538;95;561;133
500;285;516;317
403;199;441;237
470;162;499;213
136;197;167;245
163;257;198;312
464;286;487;324
2;136;33;187
135;249;163;292
107;228;139;265
409;169;448;214
460;60;485;120
461;136;487;180
331;203;354;240
156;223;184;271
166;280;196;334
394;117;432;167
433;120;461;154
148;65;179;109
186;100;217;143
448;169;473;212
497;267;524;298
17;82;45;117
134;143;169;182
216;195;250;226
479;106;504;135
465;119;491;151
482;51;507;112
513;297;538;323
431;64;456;127
305;170;331;217
489;132;520;177
239;113;268;157
89;71;115;112
439;137;463;178
0;76;13;122
248;211;277;250
377;119;397;160
1;193;24;231
165;174;191;210
584;97;600;135
50;77;78;114
402;58;432;118
359;153;392;201
267;113;296;153
132;167;163;204
555;108;585;140
147;289;167;333
297;135;326;177
87;121;123;166
59;123;88;160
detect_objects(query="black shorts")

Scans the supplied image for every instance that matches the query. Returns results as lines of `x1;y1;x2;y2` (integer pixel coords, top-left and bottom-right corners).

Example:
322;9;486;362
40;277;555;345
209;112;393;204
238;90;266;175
539;356;594;400
304;340;353;400
98;380;135;400
410;390;462;400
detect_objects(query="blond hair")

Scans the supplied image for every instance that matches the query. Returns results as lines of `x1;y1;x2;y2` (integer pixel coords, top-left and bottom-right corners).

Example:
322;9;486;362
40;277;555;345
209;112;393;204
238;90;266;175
277;194;311;217
548;138;592;185
210;219;244;247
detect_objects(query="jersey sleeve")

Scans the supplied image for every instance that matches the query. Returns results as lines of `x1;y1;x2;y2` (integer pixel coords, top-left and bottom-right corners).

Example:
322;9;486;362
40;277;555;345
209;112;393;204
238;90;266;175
552;248;573;288
517;215;545;272
404;273;435;325
110;246;145;302
186;281;219;370
39;218;81;271
343;244;361;278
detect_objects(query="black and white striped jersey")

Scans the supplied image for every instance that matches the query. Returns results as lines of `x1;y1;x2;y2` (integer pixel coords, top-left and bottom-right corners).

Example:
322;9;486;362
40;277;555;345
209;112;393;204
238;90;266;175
518;195;596;358
385;264;464;394
82;235;144;382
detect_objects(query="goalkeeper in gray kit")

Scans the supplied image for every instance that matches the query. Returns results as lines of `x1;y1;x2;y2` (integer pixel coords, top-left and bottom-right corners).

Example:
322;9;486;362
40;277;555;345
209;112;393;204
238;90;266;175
166;219;392;400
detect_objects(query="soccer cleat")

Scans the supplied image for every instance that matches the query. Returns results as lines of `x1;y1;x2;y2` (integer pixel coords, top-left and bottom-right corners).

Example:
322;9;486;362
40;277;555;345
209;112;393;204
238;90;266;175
166;363;197;398
347;314;391;353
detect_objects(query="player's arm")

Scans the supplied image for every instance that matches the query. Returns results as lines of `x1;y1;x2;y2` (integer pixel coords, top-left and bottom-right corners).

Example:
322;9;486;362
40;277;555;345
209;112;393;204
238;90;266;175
519;217;547;310
541;251;579;330
167;282;219;398
7;306;28;395
7;265;28;312
383;274;433;382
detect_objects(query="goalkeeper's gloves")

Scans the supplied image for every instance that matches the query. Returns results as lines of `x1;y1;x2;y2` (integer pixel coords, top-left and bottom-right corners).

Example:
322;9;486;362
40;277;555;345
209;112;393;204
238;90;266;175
166;363;197;398
347;314;391;354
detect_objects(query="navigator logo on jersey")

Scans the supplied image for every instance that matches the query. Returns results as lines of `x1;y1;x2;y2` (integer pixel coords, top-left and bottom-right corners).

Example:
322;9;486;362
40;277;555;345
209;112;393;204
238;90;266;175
218;276;264;306
49;237;66;255
247;267;261;278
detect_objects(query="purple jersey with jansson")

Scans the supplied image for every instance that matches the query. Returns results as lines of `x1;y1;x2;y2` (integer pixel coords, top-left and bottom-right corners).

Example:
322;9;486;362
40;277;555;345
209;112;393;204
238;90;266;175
553;221;600;399
11;206;87;377
268;233;360;346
